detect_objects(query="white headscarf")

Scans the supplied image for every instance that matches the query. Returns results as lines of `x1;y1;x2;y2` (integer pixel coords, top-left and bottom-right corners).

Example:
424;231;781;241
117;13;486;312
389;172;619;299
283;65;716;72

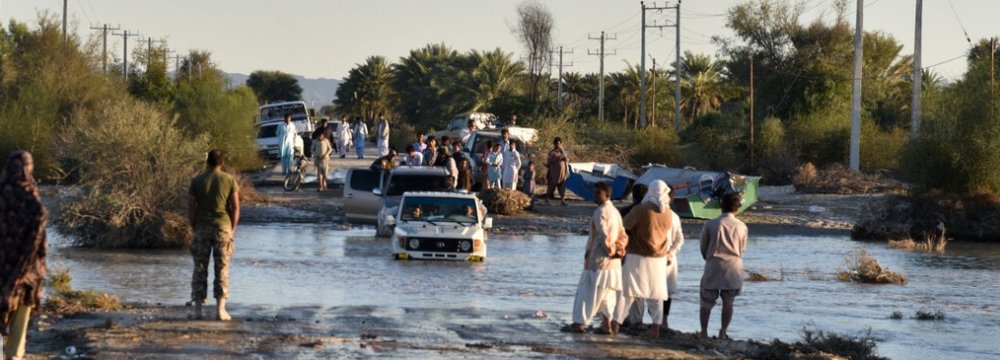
641;180;672;212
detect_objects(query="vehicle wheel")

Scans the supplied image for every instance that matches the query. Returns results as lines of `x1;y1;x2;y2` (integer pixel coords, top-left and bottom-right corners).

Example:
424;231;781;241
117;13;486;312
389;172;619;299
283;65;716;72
284;171;302;192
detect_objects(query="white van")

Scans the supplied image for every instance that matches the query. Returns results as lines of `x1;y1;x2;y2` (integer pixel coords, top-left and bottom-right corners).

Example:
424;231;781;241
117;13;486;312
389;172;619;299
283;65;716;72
256;101;315;159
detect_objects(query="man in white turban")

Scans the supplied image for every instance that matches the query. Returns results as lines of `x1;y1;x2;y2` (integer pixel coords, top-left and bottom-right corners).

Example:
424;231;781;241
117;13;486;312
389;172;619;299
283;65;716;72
611;180;683;338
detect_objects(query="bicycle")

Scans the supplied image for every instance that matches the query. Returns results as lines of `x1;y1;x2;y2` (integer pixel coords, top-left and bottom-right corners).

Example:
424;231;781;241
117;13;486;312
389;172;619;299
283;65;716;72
284;152;309;192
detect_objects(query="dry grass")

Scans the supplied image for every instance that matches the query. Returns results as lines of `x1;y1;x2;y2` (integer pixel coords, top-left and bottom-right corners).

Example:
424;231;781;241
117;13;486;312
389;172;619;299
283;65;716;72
837;248;907;285
45;269;121;315
752;324;887;360
479;188;532;215
234;171;266;204
913;309;945;321
794;162;904;195
888;233;948;253
747;270;771;282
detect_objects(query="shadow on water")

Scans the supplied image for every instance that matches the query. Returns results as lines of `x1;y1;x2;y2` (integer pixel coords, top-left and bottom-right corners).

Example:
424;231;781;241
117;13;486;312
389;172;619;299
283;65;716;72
48;225;1000;359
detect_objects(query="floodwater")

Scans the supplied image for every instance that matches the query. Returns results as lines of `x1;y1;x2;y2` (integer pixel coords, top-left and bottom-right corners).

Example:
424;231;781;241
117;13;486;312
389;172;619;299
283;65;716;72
49;225;1000;359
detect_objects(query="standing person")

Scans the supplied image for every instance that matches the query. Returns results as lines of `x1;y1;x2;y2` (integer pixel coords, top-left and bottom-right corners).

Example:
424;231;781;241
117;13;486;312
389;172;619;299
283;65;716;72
412;133;427;153
480;141;493;188
521;160;536;197
187;150;240;321
312;131;333;192
618;183;649;330
455;156;473;192
699;193;748;340
567;183;627;334
442;146;458;189
508;114;519;127
422;136;438;166
459;119;477;145
276;114;298;175
370;150;398;174
610;180;675;338
0;151;47;360
485;143;504;189
546;137;570;206
501;142;522;190
405;145;423;166
499;129;512;152
353;117;368;159
441;137;453;156
375;113;390;157
337;115;353;158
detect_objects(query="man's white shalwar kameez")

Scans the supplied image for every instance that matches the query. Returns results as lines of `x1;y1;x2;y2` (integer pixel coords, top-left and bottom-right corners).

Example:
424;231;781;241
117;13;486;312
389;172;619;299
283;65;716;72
571;200;627;326
501;148;521;190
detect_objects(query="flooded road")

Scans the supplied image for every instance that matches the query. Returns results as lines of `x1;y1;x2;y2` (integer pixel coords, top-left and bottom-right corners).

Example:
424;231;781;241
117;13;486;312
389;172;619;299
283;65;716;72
49;225;1000;359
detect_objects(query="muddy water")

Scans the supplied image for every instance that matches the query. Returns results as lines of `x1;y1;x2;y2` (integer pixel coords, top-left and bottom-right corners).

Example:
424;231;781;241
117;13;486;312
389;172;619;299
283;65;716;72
49;225;1000;359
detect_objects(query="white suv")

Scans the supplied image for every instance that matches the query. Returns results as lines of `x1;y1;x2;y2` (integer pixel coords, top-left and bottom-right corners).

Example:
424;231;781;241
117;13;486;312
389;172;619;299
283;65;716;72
387;192;492;262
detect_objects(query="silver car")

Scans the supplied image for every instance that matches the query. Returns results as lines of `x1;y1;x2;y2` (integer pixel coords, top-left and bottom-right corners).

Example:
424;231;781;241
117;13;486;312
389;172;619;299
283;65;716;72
343;166;453;236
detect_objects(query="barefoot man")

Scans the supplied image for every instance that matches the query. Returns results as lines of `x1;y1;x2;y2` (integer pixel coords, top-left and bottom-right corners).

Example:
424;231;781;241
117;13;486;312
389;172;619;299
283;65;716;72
568;182;627;333
611;180;679;338
699;192;747;339
187;150;240;321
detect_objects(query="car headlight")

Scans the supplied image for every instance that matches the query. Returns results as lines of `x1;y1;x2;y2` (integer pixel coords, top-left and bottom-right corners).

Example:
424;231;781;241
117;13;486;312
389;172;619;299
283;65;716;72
460;240;472;252
408;238;420;250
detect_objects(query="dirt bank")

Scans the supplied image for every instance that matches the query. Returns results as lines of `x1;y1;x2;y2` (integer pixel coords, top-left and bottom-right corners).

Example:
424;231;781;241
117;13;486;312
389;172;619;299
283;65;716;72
238;184;864;238
24;302;851;360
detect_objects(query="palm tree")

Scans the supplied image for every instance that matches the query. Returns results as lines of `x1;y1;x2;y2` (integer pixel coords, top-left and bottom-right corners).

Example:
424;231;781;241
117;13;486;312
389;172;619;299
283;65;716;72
334;56;395;119
393;43;472;128
675;51;727;123
466;48;526;112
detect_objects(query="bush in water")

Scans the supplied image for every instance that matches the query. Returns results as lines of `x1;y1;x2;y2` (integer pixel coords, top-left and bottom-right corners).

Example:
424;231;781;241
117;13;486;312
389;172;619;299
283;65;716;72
837;248;907;285
57;98;209;248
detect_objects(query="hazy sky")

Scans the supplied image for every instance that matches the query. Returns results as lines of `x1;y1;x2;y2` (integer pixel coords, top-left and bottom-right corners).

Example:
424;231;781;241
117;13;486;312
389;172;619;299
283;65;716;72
2;0;993;80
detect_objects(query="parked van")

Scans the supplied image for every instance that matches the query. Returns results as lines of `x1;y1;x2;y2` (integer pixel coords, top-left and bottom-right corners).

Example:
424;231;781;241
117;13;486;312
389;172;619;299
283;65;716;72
256;101;315;159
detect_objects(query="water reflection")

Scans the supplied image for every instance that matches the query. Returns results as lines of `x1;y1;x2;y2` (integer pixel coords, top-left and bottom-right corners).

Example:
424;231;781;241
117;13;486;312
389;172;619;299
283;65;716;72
48;226;1000;360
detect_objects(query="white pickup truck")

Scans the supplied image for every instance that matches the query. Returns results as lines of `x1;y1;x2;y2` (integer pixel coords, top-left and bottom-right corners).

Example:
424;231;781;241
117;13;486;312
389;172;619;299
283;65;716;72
387;191;491;262
343;166;454;237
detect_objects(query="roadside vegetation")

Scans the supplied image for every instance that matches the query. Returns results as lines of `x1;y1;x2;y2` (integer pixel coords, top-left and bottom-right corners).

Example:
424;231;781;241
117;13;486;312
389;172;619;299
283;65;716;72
45;269;121;314
0;15;259;248
751;325;887;360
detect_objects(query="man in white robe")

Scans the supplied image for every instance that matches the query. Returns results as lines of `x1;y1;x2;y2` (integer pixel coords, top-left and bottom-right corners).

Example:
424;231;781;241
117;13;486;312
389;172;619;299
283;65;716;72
337;116;353;158
501;142;522;190
568;182;627;333
276;114;298;175
375;113;390;157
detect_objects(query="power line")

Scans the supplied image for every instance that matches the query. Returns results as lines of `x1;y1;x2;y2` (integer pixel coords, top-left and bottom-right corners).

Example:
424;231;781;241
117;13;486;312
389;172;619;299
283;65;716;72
945;0;973;45
89;23;120;73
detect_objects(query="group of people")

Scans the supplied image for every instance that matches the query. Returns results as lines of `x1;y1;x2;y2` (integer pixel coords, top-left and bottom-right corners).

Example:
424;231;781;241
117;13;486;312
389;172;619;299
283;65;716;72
480;128;523;191
569;180;748;340
277;112;393;182
398;132;474;192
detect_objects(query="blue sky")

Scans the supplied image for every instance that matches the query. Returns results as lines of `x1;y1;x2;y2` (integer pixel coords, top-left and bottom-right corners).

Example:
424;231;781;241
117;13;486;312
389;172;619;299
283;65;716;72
2;0;992;80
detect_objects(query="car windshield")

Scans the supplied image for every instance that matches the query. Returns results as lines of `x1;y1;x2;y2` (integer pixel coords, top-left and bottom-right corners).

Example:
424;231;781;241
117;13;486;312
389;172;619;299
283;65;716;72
260;103;308;123
400;197;478;223
386;175;451;196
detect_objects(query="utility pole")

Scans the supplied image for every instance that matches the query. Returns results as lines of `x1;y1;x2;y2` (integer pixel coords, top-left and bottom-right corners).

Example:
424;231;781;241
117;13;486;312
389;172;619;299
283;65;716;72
849;0;863;171
749;55;755;167
90;24;120;73
550;46;574;108
589;31;616;122
146;37;166;71
651;57;657;127
911;0;922;138
674;0;682;132
62;0;67;46
169;54;184;79
113;30;142;81
640;1;675;128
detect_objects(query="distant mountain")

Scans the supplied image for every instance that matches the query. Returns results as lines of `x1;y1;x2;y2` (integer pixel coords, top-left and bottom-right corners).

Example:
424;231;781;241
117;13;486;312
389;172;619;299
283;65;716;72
223;72;342;108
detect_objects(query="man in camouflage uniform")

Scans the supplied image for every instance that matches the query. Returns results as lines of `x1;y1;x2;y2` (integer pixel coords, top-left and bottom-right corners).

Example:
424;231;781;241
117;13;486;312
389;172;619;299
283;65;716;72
187;150;240;321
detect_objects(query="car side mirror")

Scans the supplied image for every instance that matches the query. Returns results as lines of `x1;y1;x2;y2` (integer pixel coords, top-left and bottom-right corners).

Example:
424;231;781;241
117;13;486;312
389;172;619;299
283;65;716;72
385;215;396;226
483;217;493;230
373;188;383;196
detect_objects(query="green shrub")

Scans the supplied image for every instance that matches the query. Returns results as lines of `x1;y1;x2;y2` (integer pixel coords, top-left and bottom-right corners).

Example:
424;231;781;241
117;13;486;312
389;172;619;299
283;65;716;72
58;98;208;248
633;127;682;168
861;122;907;172
755;117;798;184
173;54;261;170
679;111;746;171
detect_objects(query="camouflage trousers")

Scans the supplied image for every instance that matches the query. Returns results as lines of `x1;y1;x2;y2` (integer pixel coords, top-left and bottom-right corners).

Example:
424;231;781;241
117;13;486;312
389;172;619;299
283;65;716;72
190;225;234;303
